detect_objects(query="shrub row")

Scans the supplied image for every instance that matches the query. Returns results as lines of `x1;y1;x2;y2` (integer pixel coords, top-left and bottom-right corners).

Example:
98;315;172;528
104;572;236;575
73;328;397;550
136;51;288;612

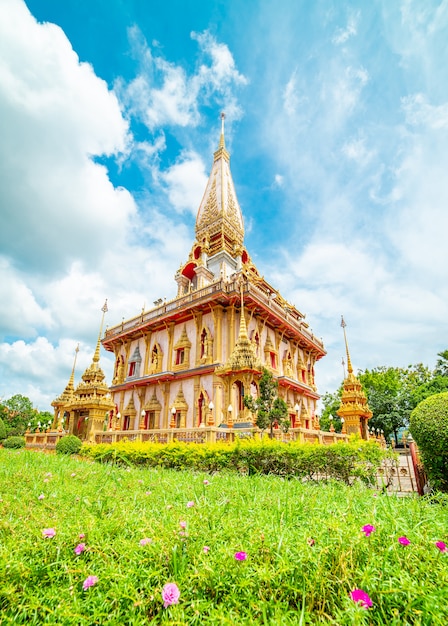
81;437;389;485
2;435;26;449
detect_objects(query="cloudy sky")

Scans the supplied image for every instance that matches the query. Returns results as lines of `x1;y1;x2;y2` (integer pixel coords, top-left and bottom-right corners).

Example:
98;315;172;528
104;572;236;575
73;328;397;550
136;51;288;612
1;0;448;412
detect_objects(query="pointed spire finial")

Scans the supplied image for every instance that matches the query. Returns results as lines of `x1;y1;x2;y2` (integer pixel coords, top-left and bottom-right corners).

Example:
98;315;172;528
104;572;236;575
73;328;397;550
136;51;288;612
93;301;108;366
238;278;248;340
341;315;353;375
218;111;226;150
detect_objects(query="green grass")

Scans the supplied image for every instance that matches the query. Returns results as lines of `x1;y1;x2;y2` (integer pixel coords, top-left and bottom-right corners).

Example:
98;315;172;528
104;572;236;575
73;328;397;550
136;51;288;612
1;449;447;625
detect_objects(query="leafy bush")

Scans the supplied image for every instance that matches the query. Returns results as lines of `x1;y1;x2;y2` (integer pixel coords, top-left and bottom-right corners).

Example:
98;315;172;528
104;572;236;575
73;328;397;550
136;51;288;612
410;391;448;492
82;438;388;485
0;417;6;441
2;435;25;449
56;434;82;455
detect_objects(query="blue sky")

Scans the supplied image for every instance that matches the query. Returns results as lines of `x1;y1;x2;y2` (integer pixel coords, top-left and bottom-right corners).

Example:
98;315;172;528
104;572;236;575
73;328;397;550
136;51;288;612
1;0;448;411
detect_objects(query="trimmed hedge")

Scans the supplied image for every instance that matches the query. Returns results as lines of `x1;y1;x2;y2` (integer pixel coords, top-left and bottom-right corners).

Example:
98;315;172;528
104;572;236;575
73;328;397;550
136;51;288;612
410;391;448;492
56;434;82;455
81;437;388;485
2;436;25;449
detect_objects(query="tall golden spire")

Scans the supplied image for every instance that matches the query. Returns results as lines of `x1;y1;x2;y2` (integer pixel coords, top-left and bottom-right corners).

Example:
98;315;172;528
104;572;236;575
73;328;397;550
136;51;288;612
340;315;353;376
214;111;229;161
93;300;108;367
195;113;244;257
337;315;372;438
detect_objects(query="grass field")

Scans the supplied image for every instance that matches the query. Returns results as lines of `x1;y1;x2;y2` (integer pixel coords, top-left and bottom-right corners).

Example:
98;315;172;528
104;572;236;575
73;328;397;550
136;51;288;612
0;448;447;625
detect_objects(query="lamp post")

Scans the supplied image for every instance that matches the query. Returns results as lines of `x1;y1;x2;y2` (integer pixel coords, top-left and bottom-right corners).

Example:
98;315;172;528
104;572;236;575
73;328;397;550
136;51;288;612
207;401;214;427
27;422;31;434
36;421;41;433
140;409;146;430
340;417;346;434
294;403;300;429
329;414;335;433
227;404;233;428
115;412;121;431
170;406;177;428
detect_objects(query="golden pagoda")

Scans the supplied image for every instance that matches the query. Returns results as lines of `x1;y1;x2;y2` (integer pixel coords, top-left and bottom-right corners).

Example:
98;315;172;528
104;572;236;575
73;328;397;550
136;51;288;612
337;316;372;439
101;116;326;433
52;302;114;441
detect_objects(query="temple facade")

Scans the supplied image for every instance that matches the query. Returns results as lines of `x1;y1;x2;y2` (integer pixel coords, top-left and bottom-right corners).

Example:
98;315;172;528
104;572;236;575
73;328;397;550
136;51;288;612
101;118;326;432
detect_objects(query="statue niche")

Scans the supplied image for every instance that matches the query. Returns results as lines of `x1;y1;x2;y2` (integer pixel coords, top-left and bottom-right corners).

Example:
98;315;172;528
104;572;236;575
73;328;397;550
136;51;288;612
149;344;163;374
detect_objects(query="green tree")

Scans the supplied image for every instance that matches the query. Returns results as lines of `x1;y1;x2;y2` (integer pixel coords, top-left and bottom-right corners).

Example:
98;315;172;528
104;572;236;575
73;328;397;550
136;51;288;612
244;368;289;438
320;389;343;432
410;392;448;492
0;395;51;435
435;350;448;377
358;365;431;444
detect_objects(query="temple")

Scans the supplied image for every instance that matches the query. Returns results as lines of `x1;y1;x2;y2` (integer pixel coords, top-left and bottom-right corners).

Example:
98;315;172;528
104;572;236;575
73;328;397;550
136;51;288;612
99;116;327;434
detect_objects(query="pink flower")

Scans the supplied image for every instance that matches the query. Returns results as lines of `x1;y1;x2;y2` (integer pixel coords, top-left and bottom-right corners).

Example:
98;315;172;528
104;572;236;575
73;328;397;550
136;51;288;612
38;494;45;500
43;479;49;483
203;546;210;553
79;533;85;540
203;479;210;485
186;501;195;508
42;528;56;539
162;582;180;608
82;575;98;591
436;541;447;552
140;538;152;546
350;588;372;609
74;543;86;555
145;491;151;496
44;472;52;477
179;521;187;529
361;524;376;537
71;473;76;477
234;551;247;561
398;536;410;546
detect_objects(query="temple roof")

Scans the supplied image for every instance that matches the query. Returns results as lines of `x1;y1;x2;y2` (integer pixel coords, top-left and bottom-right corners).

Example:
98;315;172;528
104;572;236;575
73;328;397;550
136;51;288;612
195;113;245;257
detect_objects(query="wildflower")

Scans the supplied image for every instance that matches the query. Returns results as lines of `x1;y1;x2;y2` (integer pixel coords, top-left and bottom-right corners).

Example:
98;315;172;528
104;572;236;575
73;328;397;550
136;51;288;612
43;479;49;483
82;575;98;591
203;546;210;554
436;541;447;553
140;538;152;546
307;537;315;547
71;473;76;477
145;491;151;496
179;521;187;529
234;551;247;561
38;494;45;500
361;524;376;537
138;479;143;484
186;501;195;508
74;543;86;555
203;479;210;485
79;533;85;540
166;505;173;510
44;472;52;477
42;528;56;539
162;582;180;608
350;588;372;609
398;536;410;546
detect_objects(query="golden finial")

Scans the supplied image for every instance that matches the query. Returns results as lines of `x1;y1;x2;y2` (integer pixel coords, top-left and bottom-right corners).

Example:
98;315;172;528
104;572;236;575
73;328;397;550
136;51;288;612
218;112;226;150
93;300;108;365
340;316;353;375
238;278;248;340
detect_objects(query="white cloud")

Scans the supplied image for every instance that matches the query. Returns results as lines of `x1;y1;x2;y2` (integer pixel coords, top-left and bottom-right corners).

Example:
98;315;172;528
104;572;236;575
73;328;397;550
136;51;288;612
402;93;448;129
0;0;135;274
332;14;359;45
160;151;208;215
118;28;247;132
342;136;375;165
